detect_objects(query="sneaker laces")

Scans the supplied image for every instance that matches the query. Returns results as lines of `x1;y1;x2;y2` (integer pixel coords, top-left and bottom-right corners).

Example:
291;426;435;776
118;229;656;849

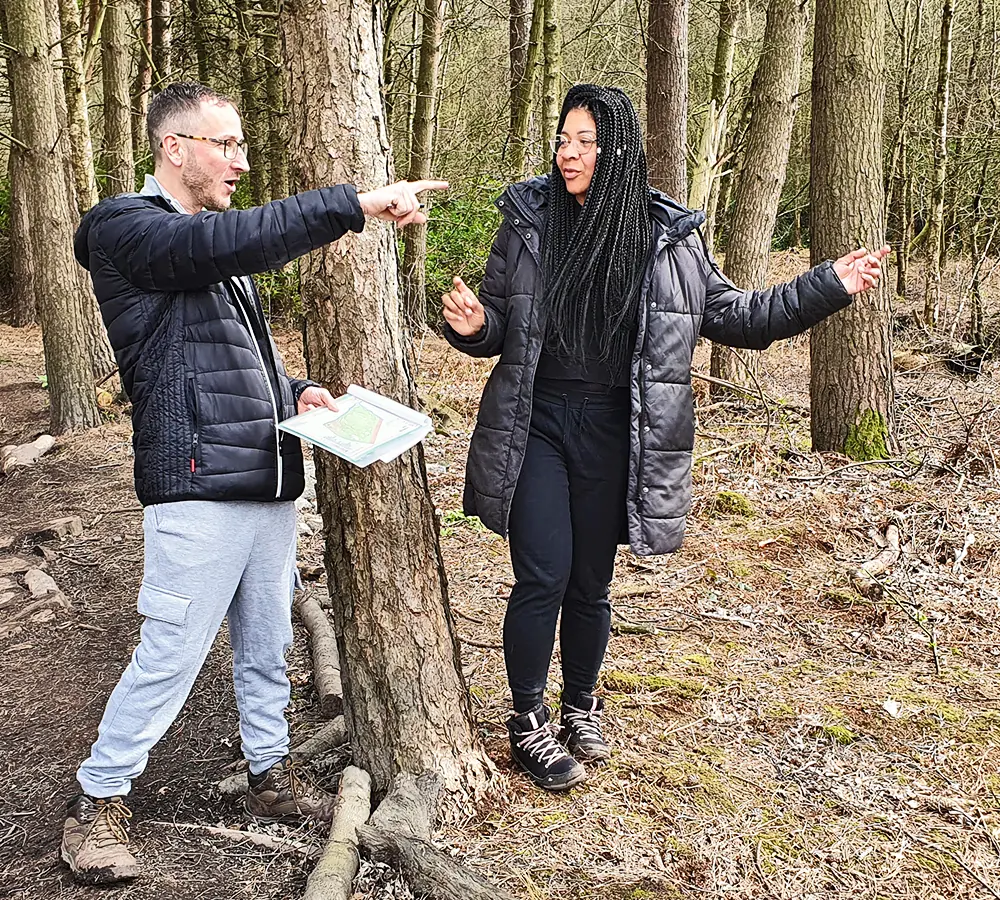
276;759;321;803
516;722;569;767
90;798;132;849
563;705;605;744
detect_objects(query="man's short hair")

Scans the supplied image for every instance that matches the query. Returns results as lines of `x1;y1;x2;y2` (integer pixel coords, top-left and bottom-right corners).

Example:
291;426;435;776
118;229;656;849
147;82;238;162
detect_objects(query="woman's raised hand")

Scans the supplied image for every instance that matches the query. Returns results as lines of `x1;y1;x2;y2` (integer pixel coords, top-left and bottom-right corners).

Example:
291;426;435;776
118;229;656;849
833;245;891;295
442;277;485;337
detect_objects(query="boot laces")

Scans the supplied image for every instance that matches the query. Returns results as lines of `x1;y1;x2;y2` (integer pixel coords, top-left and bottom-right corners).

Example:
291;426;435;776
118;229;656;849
90;798;131;849
564;705;605;743
517;722;569;767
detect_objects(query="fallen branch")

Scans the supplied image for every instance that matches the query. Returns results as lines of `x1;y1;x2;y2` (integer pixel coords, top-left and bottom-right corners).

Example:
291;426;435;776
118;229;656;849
217;717;347;795
295;593;343;718
852;516;903;597
303;766;371;900
151;820;318;859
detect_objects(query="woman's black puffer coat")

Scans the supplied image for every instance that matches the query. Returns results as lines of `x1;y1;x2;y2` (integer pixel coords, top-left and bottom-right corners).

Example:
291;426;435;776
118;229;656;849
444;176;851;556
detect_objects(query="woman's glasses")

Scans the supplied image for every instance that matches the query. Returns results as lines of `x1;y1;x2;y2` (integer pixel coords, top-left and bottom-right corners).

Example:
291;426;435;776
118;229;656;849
549;135;599;155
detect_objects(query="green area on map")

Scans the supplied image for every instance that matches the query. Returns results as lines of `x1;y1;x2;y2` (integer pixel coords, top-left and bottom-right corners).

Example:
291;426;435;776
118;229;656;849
324;403;382;444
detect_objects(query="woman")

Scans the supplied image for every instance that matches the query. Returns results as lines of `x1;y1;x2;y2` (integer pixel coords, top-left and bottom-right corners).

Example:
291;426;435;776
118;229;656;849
441;84;888;791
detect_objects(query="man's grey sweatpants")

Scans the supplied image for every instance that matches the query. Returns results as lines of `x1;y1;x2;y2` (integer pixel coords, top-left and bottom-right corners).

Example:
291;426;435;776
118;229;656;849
77;500;298;798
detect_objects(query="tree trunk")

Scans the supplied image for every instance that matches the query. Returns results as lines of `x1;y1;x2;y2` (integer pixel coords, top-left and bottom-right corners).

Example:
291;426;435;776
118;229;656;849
646;0;688;202
5;72;38;327
401;0;447;332
237;0;268;206
100;0;134;196
508;0;543;176
57;0;100;214
541;0;561;149
151;0;171;88
189;0;210;83
509;0;531;132
6;0;102;430
922;0;954;327
264;10;287;199
132;0;153;164
688;0;736;234
710;0;809;396
809;0;894;459
281;0;493;804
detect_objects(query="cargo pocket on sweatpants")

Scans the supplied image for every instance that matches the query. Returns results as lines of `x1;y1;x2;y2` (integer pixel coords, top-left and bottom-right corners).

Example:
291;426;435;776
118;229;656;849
136;583;192;675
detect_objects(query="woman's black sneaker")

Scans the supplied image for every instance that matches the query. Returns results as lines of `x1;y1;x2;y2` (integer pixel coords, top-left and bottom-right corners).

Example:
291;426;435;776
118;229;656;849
507;705;587;791
558;692;611;762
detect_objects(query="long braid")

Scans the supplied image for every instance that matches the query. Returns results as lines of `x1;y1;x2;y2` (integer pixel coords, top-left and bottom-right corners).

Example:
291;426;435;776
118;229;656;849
541;85;652;376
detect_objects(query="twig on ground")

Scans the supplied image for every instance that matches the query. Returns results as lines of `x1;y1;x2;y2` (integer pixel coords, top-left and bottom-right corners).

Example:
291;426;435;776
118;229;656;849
303;766;371;900
295;592;343;718
150;821;318;859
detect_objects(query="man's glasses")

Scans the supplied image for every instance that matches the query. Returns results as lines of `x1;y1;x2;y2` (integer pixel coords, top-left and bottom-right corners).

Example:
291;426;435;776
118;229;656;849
549;135;599;155
172;133;249;160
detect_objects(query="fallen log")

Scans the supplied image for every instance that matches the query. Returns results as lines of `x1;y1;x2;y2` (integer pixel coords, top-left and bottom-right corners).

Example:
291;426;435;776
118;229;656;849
217;717;347;795
303;766;371;900
295;593;343;718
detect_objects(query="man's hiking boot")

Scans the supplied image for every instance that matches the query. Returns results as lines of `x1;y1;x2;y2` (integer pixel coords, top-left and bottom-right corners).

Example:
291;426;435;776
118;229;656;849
507;705;586;791
246;757;336;823
60;794;139;885
559;692;611;762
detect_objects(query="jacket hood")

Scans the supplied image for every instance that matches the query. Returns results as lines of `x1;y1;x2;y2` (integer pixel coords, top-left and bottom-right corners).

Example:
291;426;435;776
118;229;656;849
74;193;171;271
499;175;704;244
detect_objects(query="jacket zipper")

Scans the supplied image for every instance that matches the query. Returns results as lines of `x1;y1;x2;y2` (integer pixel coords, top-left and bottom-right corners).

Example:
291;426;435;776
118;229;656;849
188;375;200;474
232;281;283;499
634;236;664;509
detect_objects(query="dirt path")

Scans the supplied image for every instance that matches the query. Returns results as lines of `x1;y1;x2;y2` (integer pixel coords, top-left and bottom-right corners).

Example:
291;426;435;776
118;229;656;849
2;321;1000;900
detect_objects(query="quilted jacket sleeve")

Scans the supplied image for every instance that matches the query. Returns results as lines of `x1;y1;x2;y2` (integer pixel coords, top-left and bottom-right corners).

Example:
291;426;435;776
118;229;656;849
98;185;365;292
698;238;853;350
443;220;511;359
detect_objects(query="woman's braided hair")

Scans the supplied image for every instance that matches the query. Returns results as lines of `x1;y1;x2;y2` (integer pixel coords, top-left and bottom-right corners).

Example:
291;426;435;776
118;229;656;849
541;84;652;376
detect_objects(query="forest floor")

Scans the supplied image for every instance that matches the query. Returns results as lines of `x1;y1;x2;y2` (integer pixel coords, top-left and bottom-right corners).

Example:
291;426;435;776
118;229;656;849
1;251;999;900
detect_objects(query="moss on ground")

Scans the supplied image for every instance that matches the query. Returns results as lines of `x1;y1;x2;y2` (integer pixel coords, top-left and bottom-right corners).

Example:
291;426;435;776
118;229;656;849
602;670;705;700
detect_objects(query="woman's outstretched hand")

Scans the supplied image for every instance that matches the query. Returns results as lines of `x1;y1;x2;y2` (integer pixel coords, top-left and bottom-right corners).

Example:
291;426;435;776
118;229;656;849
834;245;891;295
442;277;485;336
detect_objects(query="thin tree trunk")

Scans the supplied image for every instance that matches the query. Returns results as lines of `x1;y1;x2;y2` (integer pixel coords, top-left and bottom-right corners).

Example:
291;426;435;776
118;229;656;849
100;0;134;196
508;0;543;176
151;0;171;88
646;0;688;202
237;0;268;206
510;0;531;132
809;0;894;458
710;0;809;396
401;0;447;331
57;0;100;214
922;0;954;327
132;0;153;164
5;73;38;326
282;0;493;805
6;0;102;430
541;0;561;149
689;0;736;236
264;12;287;199
189;0;210;83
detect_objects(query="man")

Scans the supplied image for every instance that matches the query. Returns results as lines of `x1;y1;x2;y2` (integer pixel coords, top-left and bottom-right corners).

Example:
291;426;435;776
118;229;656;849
63;81;445;885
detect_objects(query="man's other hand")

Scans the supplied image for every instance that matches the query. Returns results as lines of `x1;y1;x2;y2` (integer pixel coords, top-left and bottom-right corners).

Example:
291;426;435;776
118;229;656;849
297;386;339;415
357;180;449;227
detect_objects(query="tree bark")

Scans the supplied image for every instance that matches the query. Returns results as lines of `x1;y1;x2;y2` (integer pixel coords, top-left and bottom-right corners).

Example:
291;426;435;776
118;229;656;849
541;0;561;148
710;0;809;395
189;0;210;83
132;0;153;165
151;0;171;88
809;0;894;459
100;0;134;196
688;0;736;232
57;0;100;214
508;0;543;176
237;0;268;206
281;0;494;805
509;0;531;132
922;0;954;327
6;0;102;430
264;7;287;199
646;0;688;202
401;0;447;331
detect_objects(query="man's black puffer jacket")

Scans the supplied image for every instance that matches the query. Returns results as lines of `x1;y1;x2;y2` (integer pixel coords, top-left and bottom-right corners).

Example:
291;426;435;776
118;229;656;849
74;186;365;506
444;176;852;556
